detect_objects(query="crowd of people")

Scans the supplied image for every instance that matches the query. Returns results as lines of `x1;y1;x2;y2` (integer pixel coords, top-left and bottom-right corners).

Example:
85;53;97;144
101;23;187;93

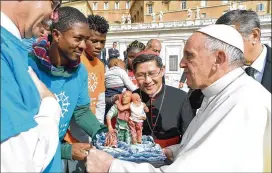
1;0;271;172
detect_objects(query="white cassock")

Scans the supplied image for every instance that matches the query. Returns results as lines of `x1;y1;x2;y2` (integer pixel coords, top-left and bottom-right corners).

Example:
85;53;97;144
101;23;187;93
109;68;271;172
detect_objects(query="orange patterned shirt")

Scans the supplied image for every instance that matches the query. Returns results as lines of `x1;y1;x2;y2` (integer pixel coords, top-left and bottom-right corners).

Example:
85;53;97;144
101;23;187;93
81;52;105;114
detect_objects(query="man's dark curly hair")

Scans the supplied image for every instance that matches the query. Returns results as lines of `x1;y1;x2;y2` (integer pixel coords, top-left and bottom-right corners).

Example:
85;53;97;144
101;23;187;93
126;40;145;53
87;15;109;34
51;6;87;33
132;54;163;71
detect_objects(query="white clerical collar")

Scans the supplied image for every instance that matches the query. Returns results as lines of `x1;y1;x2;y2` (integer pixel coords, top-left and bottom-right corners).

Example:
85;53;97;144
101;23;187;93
1;12;22;41
149;84;163;98
250;45;267;74
202;68;244;98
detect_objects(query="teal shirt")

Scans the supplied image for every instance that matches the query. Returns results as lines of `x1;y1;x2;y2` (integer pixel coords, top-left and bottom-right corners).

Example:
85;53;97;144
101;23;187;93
22;37;37;53
29;58;90;172
1;26;40;142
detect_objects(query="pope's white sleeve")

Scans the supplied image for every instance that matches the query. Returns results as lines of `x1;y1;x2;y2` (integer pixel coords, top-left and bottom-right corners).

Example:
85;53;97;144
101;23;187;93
166;144;182;159
1;97;61;172
96;92;106;124
109;159;162;172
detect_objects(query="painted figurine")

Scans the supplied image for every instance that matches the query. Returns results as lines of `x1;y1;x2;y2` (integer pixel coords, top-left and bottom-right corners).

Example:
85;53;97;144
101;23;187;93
128;93;149;144
106;91;132;146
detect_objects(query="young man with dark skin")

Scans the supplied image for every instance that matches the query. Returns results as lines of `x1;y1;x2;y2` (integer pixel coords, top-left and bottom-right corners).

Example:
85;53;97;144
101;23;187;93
68;14;109;172
28;7;107;172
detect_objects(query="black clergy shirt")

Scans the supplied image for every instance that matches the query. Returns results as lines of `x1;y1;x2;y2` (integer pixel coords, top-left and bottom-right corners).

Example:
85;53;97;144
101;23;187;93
134;84;194;140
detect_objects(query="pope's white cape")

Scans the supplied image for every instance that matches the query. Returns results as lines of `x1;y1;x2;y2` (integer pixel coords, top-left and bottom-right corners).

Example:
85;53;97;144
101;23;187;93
109;68;271;172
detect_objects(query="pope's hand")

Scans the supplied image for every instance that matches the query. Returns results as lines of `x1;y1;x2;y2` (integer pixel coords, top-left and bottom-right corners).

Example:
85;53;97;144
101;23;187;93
86;148;114;173
72;143;92;161
28;66;56;100
163;148;174;161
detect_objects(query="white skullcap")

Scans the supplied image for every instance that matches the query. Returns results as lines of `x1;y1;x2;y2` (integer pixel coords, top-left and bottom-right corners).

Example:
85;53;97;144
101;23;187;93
197;24;244;53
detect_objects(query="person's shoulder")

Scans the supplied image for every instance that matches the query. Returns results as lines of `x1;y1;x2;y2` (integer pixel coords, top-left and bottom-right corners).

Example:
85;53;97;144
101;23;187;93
28;54;41;74
76;63;88;78
264;44;271;62
117;67;127;74
232;83;271;113
133;88;141;94
264;44;271;49
1;34;17;62
233;76;270;105
94;57;105;73
166;85;187;96
96;57;105;66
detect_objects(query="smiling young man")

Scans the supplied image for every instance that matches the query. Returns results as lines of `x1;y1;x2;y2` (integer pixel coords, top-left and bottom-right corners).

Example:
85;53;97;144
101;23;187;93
130;50;194;148
67;14;109;172
28;7;107;172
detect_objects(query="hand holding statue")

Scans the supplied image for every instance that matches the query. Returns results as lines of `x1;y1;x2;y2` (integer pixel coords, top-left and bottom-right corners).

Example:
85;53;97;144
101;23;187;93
86;148;114;173
163;148;174;161
71;143;92;161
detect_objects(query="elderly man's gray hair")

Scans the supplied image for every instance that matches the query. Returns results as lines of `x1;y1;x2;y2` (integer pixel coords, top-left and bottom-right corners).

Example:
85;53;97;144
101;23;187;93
215;10;260;41
204;35;244;67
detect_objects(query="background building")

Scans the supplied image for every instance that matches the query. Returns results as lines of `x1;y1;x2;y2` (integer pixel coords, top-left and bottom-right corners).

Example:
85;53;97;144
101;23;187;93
62;1;271;23
78;0;134;24
62;0;93;16
130;0;271;23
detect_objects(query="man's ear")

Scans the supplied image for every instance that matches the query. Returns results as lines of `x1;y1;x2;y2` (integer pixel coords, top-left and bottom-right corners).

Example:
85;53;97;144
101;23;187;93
251;28;261;44
214;50;227;68
52;29;61;43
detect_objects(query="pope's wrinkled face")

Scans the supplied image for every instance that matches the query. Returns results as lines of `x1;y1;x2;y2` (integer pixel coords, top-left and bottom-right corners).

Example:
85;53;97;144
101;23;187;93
22;0;60;38
122;91;132;104
180;33;216;89
135;60;165;95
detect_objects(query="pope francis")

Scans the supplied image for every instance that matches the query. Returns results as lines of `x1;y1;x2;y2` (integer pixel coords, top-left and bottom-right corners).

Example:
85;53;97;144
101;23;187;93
85;24;271;172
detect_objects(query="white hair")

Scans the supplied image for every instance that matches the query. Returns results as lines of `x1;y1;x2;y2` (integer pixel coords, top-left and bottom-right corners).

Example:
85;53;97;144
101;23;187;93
205;35;244;67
